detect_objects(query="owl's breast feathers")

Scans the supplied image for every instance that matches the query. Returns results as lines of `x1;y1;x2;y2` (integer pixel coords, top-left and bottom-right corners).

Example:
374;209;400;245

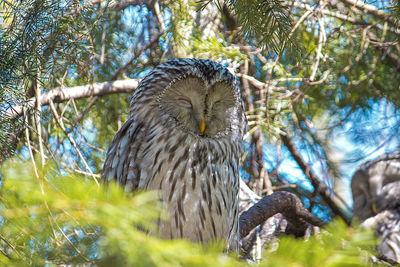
141;120;241;249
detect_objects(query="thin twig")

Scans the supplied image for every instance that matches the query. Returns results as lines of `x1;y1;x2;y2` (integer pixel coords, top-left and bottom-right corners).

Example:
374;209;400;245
35;76;45;167
48;100;99;186
310;11;326;81
340;0;398;27
153;1;170;59
24;110;40;179
70;168;101;178
68;96;99;134
0;233;19;258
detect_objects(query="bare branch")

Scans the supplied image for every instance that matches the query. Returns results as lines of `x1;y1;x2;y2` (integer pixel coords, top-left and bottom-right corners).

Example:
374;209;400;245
68;96;99;134
24;110;40;180
2;79;139;120
239;191;326;239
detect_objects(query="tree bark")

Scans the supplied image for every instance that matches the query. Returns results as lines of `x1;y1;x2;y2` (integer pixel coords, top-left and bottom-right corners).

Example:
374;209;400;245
239;191;326;239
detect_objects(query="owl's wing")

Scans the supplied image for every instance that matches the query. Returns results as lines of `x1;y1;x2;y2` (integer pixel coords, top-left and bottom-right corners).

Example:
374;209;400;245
102;117;144;191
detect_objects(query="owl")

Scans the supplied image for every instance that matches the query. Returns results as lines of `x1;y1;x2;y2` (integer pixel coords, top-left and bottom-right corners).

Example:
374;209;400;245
351;150;400;263
102;58;247;250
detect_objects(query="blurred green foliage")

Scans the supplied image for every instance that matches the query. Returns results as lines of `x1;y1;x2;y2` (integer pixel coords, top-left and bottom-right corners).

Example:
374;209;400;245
0;162;378;266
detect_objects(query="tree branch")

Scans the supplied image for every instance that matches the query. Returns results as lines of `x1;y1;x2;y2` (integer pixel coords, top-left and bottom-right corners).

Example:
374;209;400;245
239;191;326;239
2;79;139;120
280;132;351;225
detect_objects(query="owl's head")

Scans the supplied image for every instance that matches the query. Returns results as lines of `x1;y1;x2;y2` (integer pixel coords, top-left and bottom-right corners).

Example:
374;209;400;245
131;58;246;140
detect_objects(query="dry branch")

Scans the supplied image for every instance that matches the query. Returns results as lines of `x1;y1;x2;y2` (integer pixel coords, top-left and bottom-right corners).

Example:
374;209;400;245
239;191;326;238
2;79;139;120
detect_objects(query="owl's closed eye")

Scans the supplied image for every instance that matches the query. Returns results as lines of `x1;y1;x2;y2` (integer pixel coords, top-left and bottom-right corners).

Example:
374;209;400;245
159;76;236;136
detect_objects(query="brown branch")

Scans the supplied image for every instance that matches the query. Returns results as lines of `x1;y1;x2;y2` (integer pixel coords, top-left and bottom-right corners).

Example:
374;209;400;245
280;132;351;225
239;191;326;239
2;79;139;120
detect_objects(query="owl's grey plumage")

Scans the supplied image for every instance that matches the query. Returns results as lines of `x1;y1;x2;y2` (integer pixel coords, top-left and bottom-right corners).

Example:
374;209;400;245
102;58;246;250
351;150;400;263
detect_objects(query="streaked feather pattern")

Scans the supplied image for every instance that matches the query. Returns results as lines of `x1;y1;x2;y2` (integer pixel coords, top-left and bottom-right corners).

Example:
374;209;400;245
102;59;246;250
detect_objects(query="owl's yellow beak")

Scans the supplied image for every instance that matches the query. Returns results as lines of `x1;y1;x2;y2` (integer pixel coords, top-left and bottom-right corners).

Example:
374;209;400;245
371;202;377;214
200;120;206;134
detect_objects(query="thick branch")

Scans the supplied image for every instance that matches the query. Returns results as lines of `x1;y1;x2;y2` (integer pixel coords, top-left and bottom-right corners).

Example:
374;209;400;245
280;133;351;225
2;79;139;120
239;191;326;238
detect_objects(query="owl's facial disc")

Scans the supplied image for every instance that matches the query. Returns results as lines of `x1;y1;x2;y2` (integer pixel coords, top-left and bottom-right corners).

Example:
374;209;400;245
204;82;236;136
159;77;236;137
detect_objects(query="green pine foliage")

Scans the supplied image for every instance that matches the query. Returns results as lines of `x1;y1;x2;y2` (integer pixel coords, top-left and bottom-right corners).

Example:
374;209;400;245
0;161;378;266
192;36;248;65
0;161;237;266
0;0;109;162
222;0;296;57
261;220;378;267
